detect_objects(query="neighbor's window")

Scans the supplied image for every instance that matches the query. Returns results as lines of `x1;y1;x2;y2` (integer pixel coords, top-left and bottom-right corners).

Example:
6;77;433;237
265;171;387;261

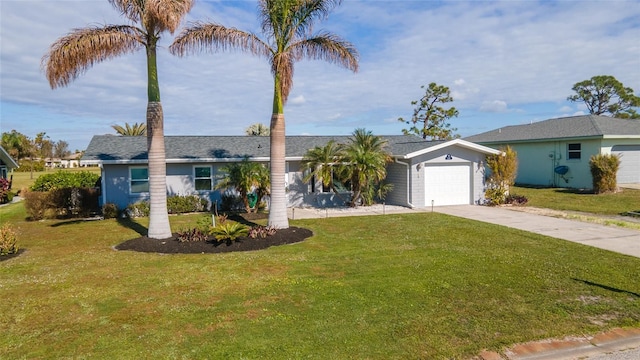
194;166;213;191
568;143;581;160
130;167;149;193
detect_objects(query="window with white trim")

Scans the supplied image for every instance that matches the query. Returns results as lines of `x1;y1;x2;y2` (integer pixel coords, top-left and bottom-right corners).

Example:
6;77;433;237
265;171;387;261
194;166;213;191
130;167;149;193
567;143;581;160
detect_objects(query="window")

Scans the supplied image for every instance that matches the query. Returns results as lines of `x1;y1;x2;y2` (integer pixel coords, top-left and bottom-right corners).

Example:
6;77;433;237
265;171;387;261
568;143;581;160
194;166;213;191
130;167;149;193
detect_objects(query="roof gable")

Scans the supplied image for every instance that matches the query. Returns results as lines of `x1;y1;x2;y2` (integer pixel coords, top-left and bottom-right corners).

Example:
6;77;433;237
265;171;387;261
465;115;640;144
0;146;19;169
82;135;493;163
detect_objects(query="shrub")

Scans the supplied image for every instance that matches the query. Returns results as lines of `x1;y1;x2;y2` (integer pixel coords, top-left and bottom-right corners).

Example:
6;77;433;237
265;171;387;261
23;190;51;220
248;225;278;239
16;159;45;172
590;153;620;194
30;170;100;191
176;228;209;243
220;194;243;212
211;222;248;242
485;146;518;205
505;194;528;206
0;178;11;204
0;223;19;256
126;201;150;218
167;195;208;214
102;203;119;219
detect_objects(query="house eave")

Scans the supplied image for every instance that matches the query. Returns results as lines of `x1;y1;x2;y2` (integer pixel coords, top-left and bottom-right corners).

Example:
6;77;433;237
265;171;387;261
84;156;306;165
400;138;501;159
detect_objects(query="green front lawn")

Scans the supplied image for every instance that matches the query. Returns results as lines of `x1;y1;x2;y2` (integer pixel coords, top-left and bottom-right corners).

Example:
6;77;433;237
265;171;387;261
1;203;639;359
513;185;640;215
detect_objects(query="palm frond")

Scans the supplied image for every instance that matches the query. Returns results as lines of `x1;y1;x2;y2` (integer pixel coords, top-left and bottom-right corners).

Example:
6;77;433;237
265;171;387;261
144;0;194;34
170;21;269;57
291;32;358;72
110;0;193;34
272;52;295;102
42;25;142;89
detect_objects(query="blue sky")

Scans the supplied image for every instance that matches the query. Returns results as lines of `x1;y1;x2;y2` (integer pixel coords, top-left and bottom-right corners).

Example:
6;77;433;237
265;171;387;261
1;0;639;151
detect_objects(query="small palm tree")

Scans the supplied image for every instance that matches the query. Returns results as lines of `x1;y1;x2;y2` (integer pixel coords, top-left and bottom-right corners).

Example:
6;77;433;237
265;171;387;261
170;0;358;228
245;123;270;136
342;129;392;207
42;0;194;239
301;140;344;194
112;122;147;136
215;159;270;213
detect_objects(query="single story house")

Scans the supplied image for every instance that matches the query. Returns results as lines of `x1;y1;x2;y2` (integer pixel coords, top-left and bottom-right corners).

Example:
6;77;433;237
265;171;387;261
81;135;501;210
465;115;640;189
0;146;19;179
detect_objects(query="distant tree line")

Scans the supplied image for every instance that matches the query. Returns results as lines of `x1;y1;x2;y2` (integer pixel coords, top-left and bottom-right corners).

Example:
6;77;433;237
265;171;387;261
1;130;76;161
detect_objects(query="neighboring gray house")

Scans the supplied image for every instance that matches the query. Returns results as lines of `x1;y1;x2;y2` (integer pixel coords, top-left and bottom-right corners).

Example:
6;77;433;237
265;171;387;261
465;115;640;189
81;135;500;210
0;146;19;179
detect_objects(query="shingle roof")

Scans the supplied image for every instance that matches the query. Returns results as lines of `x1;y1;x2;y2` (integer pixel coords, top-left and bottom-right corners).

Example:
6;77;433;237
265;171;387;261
82;134;450;163
464;115;640;144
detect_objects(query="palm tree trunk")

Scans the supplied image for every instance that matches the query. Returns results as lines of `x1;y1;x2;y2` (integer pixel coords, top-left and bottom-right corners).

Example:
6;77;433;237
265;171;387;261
145;38;172;239
268;112;289;228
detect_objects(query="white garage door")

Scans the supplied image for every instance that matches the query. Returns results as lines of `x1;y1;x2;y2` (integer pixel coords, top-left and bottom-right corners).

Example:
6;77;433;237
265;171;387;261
613;145;640;184
424;164;471;206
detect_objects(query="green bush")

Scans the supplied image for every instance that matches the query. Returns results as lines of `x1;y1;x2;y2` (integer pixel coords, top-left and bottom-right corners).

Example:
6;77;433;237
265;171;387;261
590;153;620;194
0;223;19;256
102;203;119;219
16;159;45;172
30;170;100;191
167;195;208;214
126;201;150;218
211;222;248;242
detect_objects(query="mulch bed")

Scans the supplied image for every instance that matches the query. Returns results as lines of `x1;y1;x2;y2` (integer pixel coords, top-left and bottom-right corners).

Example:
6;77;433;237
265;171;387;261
115;226;313;254
115;213;313;254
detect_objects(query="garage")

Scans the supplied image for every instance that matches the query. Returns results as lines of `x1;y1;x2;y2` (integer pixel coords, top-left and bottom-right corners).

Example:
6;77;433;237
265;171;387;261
612;145;640;184
424;163;471;206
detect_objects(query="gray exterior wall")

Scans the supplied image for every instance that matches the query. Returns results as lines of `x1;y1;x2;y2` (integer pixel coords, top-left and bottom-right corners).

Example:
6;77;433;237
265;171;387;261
390;145;489;208
385;161;409;207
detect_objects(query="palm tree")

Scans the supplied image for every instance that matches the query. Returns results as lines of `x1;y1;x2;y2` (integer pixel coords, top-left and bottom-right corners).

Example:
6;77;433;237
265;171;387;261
301;139;345;195
215;159;270;213
170;0;358;228
112;122;147;136
245;123;270;136
340;129;391;207
42;0;193;239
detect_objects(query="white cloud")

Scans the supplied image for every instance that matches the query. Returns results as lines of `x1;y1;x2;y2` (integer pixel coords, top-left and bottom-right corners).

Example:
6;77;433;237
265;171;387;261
480;100;509;113
289;95;306;105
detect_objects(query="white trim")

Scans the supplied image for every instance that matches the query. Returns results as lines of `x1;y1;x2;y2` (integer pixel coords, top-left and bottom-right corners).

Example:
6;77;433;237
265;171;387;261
401;139;501;159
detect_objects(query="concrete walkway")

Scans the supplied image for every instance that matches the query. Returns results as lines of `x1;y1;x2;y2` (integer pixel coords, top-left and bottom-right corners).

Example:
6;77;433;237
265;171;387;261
434;205;640;258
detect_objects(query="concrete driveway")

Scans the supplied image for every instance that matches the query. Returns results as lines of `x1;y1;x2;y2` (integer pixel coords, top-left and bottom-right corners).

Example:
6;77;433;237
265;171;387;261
435;205;640;258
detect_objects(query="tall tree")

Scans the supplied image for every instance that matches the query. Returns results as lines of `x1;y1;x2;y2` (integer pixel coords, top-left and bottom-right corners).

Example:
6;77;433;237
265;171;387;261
399;82;459;140
245;123;270;136
112;122;147;136
1;130;30;159
170;0;358;228
42;0;194;239
567;75;640;119
53;140;71;159
34;132;53;159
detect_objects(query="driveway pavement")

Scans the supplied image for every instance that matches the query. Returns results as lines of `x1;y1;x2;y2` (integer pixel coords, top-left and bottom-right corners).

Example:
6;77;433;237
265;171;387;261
434;205;640;258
